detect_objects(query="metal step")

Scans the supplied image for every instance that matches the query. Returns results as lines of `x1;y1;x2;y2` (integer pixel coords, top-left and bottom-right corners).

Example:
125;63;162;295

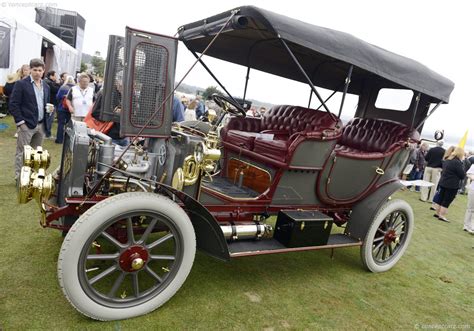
228;234;362;258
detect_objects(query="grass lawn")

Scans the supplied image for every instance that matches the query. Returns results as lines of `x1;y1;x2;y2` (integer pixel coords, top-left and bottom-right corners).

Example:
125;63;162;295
0;115;472;330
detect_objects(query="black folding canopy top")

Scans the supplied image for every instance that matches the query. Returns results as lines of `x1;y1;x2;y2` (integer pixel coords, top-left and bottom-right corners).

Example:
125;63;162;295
178;6;454;104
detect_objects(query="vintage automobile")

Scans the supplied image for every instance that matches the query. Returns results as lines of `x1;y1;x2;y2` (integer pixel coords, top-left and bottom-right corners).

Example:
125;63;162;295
17;6;453;321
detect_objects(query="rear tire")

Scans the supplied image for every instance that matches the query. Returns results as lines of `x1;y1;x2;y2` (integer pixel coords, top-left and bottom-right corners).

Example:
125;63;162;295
360;199;414;273
58;192;196;321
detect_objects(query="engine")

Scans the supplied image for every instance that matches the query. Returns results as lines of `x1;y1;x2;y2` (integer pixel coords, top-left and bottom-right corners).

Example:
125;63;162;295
17;119;221;228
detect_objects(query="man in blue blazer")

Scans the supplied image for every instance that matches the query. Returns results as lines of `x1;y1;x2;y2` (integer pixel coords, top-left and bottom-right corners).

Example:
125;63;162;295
10;58;51;179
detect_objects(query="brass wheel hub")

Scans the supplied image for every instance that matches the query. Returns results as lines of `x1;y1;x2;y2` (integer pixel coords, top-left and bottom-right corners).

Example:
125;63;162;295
384;229;398;245
131;257;144;270
119;245;149;272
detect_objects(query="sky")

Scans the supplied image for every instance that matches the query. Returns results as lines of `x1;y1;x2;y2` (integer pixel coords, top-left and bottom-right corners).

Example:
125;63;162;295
3;0;473;149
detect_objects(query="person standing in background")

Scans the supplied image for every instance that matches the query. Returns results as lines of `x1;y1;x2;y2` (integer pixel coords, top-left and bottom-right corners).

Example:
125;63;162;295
55;76;75;144
65;73;94;121
463;163;474;234
459;152;472;194
434;147;466;223
410;142;428;192
3;72;20;113
4;65;30;110
430;146;456;211
43;70;61;139
59;72;68;85
195;95;205;119
9;58;50;180
172;95;184;122
420;141;445;202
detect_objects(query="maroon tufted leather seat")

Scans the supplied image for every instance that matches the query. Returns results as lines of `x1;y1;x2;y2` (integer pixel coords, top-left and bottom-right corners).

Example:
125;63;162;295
221;105;341;163
335;117;420;158
221;117;262;150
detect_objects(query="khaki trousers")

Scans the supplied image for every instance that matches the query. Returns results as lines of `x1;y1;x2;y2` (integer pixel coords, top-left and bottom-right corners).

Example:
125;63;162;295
15;124;45;178
420;167;442;202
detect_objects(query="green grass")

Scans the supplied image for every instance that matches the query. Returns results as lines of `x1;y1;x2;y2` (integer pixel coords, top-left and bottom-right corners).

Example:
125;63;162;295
0;116;472;330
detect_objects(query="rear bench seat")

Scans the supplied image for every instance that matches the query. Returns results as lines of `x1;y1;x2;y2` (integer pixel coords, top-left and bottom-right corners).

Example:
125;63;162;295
335;117;420;158
221;105;341;164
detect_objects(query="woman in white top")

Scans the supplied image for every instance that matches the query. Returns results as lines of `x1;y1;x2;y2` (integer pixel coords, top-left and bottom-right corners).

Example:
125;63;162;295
463;164;474;234
65;73;94;121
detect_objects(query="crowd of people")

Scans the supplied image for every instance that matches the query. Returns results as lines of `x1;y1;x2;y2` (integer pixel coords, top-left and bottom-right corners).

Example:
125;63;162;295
2;58;104;178
406;140;474;234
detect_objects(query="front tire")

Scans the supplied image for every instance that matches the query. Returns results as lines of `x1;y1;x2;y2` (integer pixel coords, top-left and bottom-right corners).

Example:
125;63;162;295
360;199;414;273
58;192;196;321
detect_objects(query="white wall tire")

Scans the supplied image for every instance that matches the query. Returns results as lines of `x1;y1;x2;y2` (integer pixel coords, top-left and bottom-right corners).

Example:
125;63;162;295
58;192;196;321
360;199;414;273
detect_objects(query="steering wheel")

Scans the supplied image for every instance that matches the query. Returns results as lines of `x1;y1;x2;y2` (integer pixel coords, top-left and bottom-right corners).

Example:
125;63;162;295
212;94;246;117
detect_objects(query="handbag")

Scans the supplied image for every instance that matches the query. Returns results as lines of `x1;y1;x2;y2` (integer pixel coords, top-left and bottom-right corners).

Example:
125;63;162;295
62;96;69;111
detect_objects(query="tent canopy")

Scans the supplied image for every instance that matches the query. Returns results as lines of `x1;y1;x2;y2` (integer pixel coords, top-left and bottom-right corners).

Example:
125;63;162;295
0;16;78;85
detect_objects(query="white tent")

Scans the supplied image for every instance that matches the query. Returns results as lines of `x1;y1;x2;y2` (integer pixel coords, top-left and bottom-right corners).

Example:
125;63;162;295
0;16;79;85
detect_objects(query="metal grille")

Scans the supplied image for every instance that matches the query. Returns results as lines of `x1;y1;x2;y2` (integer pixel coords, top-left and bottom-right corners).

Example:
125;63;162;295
101;36;124;122
111;46;124;113
130;43;168;127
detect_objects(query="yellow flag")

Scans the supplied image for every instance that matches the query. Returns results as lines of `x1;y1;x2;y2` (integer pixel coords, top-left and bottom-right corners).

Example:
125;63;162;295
458;130;468;148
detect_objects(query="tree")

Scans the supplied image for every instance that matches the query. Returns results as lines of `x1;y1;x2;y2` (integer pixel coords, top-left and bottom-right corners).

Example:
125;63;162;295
91;54;106;77
202;86;223;100
80;62;87;73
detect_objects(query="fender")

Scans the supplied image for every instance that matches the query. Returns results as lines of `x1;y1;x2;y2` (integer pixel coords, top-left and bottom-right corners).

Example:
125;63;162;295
344;180;403;241
156;184;230;261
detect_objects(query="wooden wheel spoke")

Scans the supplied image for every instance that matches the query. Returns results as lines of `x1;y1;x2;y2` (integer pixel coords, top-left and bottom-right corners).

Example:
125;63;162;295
145;265;163;283
382;246;388;260
377;228;386;235
132;272;140;297
373;241;384;257
138;218;158;244
373;236;384;243
89;265;118;285
147;233;174;250
87;253;119;261
150;255;175;261
127;218;135;245
108;272;126;298
101;231;126;249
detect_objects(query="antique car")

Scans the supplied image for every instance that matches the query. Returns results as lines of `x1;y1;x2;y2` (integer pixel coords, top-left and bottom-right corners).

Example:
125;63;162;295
17;6;454;321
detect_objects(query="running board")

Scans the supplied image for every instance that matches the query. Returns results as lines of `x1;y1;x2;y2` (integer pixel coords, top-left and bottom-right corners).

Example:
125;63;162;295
228;234;362;258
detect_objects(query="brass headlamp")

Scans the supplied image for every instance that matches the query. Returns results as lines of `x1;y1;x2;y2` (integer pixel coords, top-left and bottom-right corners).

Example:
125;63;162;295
23;145;51;170
18;166;54;204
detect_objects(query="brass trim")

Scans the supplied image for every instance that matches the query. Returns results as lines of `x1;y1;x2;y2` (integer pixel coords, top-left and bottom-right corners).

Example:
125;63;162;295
18;166;54;205
183;155;199;186
23;145;51;170
172;168;184;190
375;167;385;175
